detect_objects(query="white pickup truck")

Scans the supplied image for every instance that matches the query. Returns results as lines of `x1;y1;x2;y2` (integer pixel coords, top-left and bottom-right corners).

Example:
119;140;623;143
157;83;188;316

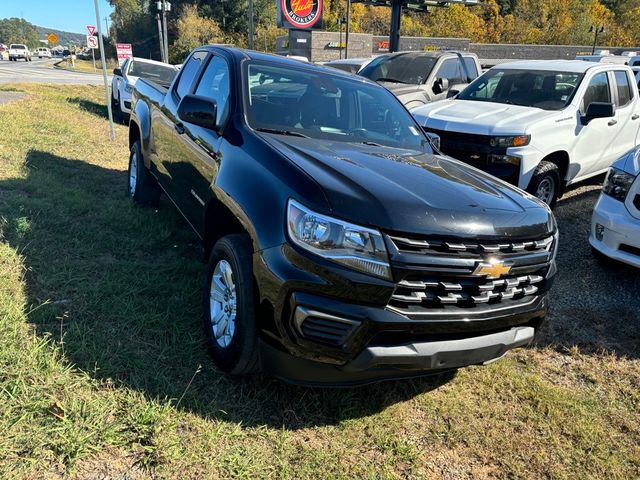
8;44;31;62
412;60;640;207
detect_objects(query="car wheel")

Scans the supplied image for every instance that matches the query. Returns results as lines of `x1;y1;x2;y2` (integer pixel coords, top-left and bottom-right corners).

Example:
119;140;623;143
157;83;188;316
527;161;561;208
204;234;260;375
128;141;160;206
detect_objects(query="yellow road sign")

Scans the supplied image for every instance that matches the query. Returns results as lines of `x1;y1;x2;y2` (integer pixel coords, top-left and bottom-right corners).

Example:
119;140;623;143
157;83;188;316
47;33;58;44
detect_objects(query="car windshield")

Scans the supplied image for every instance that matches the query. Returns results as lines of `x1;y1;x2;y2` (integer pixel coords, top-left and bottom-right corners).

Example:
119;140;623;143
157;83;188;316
457;68;584;110
128;61;177;84
244;61;430;152
358;54;437;85
11;45;26;50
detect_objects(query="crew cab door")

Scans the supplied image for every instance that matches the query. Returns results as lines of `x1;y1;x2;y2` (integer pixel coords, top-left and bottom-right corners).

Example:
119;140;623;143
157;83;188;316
571;71;618;179
171;53;231;233
606;69;640;168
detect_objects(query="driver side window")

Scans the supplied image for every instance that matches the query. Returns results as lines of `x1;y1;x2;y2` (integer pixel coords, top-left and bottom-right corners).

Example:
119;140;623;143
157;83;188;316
582;72;611;113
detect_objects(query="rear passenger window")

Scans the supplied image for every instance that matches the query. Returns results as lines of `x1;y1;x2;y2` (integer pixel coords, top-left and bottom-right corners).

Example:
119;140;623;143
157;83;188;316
582;72;610;112
614;71;633;107
175;51;207;99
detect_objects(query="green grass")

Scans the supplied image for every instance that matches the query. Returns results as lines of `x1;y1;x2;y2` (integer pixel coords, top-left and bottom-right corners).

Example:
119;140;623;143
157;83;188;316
53;58;115;74
0;83;639;479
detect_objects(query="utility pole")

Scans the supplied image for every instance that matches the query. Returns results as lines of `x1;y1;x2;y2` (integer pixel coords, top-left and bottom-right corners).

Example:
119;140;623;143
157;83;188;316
156;13;165;62
162;1;170;62
248;0;255;50
345;0;351;59
93;0;116;141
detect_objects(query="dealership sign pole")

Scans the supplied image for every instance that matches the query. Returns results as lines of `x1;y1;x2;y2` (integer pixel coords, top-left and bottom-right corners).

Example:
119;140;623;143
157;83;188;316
93;0;116;141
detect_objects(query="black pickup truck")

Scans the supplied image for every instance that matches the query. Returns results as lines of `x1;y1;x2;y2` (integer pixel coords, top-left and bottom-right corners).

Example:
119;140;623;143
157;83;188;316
128;46;558;386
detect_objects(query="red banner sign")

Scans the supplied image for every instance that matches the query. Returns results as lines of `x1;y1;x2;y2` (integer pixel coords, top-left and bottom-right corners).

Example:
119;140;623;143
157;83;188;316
278;0;323;30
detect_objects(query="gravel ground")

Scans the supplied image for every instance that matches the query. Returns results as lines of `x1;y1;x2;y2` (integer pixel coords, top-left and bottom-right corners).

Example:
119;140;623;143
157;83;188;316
539;181;640;358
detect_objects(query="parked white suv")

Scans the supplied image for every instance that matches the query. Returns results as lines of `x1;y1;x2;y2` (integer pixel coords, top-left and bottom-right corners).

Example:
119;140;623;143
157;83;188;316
36;47;51;58
590;147;640;268
412;60;640;207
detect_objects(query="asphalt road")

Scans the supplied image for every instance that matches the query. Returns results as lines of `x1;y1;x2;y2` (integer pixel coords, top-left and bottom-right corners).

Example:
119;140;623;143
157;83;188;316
0;58;108;85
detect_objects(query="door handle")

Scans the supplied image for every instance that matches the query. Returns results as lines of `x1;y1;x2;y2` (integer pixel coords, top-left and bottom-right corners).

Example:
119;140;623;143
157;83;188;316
632;114;640;120
608;119;618;126
174;123;185;135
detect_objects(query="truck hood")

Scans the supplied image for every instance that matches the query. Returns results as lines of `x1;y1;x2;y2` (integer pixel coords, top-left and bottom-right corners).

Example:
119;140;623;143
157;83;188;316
262;135;553;239
616;145;640;175
412;100;558;135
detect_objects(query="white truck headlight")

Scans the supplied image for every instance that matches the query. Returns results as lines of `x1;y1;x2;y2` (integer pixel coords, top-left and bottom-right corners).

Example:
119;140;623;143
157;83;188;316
602;168;635;201
124;83;134;94
287;199;392;280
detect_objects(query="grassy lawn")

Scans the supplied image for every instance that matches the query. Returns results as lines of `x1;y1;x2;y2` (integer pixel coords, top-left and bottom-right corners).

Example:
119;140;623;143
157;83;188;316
0;83;638;479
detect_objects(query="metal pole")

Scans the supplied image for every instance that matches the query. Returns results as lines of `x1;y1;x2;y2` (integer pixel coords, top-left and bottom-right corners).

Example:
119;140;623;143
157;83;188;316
248;0;255;50
345;0;351;59
339;22;343;60
162;1;169;62
93;0;116;141
91;47;96;72
389;0;402;53
157;13;165;62
592;27;599;55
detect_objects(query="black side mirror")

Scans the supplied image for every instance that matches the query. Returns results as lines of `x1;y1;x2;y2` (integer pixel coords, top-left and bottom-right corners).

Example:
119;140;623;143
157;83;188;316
582;102;615;125
447;88;460;99
113;68;122;76
177;94;218;130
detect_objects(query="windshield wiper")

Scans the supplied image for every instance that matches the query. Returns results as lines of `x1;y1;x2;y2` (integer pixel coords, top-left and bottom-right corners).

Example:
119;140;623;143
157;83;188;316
355;141;384;147
254;127;309;138
374;77;408;84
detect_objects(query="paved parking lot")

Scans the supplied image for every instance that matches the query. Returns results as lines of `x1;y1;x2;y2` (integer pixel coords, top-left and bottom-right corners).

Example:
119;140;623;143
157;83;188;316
543;181;640;357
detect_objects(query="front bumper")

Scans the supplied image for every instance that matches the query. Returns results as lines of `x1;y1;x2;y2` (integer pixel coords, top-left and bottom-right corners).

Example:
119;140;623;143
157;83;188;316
590;193;640;268
255;243;550;386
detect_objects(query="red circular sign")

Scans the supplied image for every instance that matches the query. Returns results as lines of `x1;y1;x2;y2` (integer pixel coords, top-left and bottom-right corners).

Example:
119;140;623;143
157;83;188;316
282;0;323;29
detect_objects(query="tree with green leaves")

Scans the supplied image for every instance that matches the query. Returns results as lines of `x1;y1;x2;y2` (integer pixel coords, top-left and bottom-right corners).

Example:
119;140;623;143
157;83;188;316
0;18;40;49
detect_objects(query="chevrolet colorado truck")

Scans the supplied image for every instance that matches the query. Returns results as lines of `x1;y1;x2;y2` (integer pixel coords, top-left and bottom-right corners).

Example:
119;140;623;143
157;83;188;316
412;60;640;207
358;51;481;110
128;46;558;385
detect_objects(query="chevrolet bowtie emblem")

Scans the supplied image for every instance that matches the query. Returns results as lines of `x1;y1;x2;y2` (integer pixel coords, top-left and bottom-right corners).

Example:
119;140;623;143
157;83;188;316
473;261;512;279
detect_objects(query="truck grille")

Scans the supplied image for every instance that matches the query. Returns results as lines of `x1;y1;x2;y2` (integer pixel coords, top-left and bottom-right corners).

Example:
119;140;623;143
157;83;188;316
385;234;554;319
424;127;493;167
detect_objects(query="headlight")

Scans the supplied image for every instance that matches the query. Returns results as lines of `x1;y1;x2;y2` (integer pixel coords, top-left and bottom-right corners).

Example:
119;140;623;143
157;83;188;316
602;168;635;201
287;199;392;280
124;83;134;94
490;135;531;148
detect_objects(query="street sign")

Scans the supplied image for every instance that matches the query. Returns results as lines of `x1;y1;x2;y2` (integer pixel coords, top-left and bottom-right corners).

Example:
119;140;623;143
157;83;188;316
87;25;96;36
47;33;58;44
87;35;98;49
116;43;133;66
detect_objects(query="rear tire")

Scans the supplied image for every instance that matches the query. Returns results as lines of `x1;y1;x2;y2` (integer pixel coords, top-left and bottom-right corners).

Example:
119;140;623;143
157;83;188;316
203;234;260;376
527;161;561;208
127;141;160;206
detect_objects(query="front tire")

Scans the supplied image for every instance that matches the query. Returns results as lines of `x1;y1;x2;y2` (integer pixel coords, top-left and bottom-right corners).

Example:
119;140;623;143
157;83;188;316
127;141;160;206
527;161;561;208
204;235;260;375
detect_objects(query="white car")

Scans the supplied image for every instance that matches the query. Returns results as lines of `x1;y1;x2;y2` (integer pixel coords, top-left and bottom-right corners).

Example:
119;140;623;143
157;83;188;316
111;57;178;118
36;47;51;58
412;60;640;207
590;147;640;268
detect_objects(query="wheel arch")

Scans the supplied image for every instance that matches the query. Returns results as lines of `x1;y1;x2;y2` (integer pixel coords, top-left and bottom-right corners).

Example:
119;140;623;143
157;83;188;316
541;150;570;189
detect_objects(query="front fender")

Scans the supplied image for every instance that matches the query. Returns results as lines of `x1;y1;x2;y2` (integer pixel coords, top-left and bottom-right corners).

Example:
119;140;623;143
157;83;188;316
130;97;152;166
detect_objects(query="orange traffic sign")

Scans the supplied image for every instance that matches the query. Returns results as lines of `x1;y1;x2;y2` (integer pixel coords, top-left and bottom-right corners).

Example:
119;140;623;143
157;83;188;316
47;33;58;44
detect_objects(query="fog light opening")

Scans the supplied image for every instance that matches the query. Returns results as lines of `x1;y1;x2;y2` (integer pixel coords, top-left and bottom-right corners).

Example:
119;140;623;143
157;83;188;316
595;223;605;241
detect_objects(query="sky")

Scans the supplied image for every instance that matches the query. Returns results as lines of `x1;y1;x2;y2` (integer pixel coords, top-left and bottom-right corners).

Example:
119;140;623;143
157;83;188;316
0;0;115;34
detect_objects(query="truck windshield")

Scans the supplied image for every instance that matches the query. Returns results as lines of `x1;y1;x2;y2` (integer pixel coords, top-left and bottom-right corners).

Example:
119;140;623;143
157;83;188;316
457;68;583;110
128;61;177;84
244;62;430;152
10;45;26;50
359;54;437;84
